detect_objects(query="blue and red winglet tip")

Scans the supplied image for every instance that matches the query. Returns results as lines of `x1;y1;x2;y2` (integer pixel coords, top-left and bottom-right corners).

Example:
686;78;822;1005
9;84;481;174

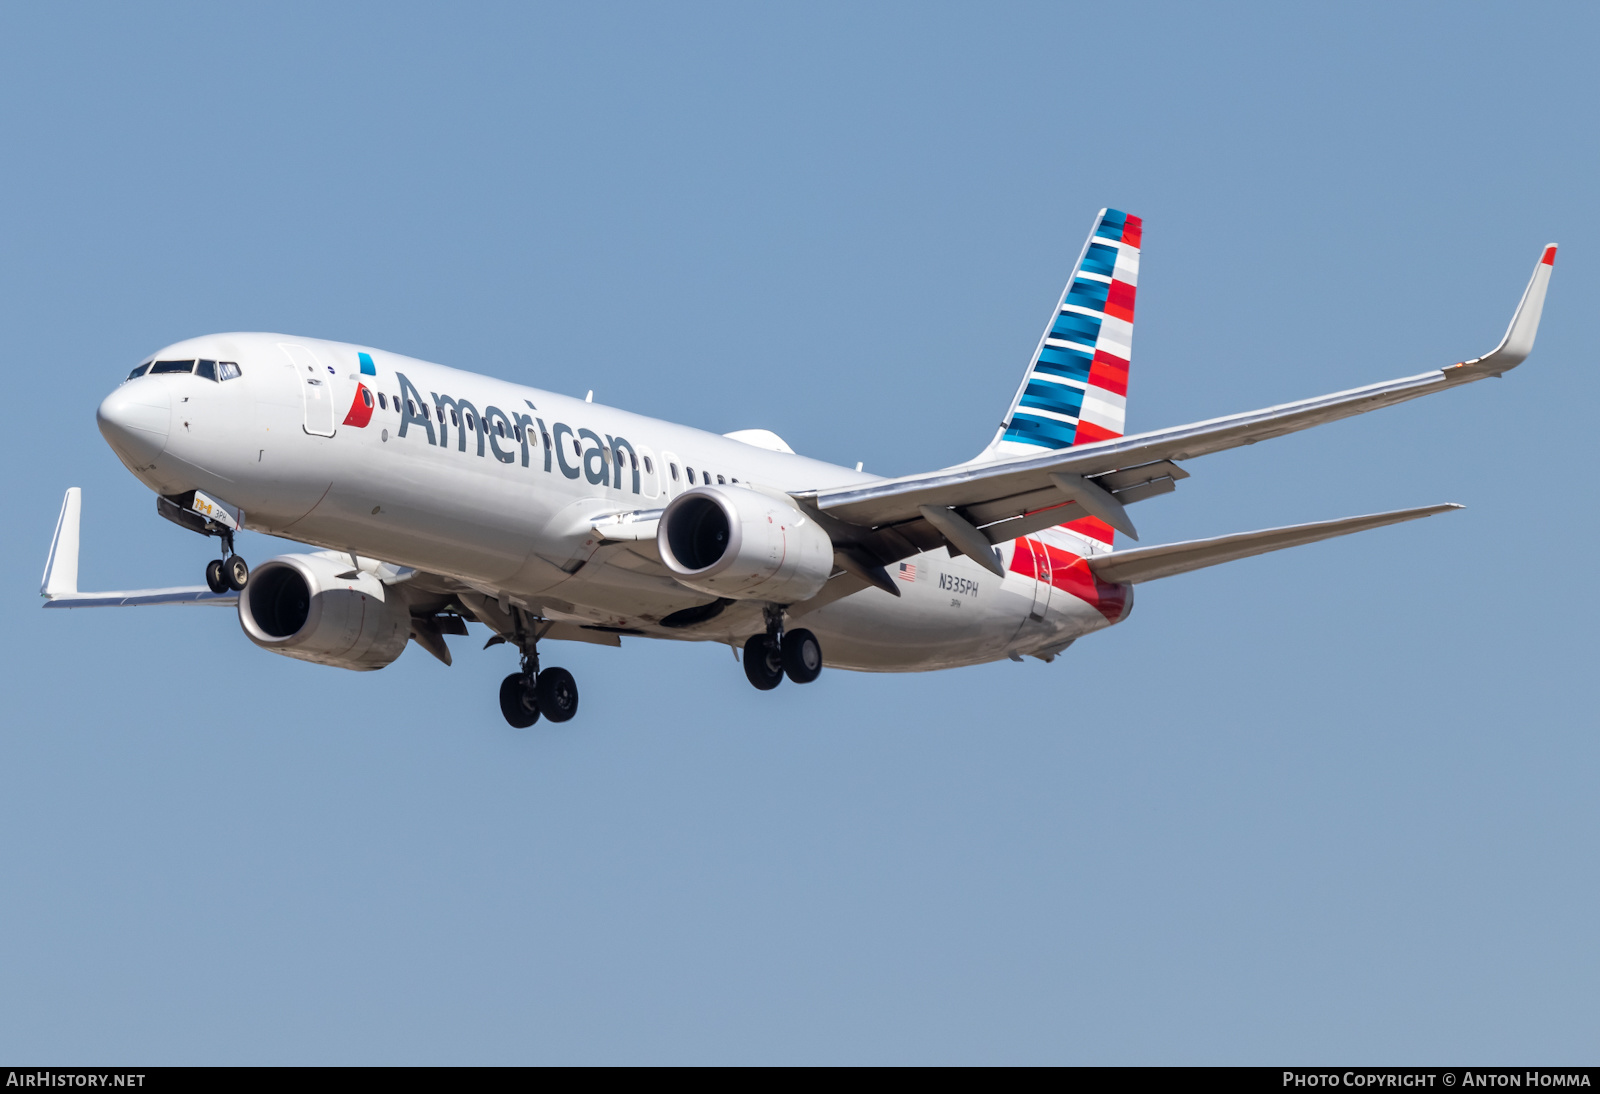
1541;245;1557;265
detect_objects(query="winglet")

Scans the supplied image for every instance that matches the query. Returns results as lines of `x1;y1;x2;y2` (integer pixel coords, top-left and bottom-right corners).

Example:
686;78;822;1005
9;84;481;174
1448;243;1556;379
41;487;82;598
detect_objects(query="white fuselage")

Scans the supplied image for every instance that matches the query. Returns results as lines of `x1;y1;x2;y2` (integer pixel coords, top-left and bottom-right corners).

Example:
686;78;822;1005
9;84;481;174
99;333;1131;671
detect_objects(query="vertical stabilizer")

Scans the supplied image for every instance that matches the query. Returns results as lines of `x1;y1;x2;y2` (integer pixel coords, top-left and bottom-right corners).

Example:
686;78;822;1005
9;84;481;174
978;207;1142;465
974;208;1143;554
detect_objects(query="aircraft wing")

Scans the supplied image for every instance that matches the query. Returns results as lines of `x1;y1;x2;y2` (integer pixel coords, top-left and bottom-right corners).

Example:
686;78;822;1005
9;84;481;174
803;246;1555;574
1086;504;1461;585
40;488;237;608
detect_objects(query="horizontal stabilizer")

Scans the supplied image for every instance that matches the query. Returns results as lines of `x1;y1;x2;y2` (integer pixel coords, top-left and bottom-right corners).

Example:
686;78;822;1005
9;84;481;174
1087;504;1462;585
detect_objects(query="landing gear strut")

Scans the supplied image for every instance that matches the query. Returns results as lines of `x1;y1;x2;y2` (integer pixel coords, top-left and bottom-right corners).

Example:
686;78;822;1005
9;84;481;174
495;612;580;728
743;607;823;690
204;531;249;594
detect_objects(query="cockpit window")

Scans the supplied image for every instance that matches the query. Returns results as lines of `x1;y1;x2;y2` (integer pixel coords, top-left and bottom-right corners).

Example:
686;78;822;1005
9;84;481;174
218;361;241;381
195;359;217;381
150;359;196;375
126;361;151;381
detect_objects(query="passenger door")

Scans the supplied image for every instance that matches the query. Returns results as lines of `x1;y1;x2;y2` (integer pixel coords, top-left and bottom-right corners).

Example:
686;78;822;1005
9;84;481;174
279;344;337;437
1013;536;1054;628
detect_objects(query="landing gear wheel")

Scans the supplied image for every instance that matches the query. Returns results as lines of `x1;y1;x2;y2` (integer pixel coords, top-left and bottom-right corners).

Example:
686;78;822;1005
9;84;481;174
536;667;579;723
224;555;250;591
782;628;823;684
499;673;540;728
205;559;228;594
743;634;784;690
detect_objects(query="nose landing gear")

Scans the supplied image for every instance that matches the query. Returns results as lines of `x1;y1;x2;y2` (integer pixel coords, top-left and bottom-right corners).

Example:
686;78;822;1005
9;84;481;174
742;608;823;690
204;546;250;594
155;492;250;596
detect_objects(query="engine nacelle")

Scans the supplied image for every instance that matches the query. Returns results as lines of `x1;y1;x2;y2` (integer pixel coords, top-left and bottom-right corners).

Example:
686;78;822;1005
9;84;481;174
658;485;835;603
238;552;411;671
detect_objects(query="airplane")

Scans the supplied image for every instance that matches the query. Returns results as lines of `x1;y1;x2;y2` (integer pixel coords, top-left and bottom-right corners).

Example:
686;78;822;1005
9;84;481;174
41;209;1556;727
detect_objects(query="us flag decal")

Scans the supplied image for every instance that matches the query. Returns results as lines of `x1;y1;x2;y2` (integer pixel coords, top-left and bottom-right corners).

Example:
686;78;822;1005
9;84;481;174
898;563;917;582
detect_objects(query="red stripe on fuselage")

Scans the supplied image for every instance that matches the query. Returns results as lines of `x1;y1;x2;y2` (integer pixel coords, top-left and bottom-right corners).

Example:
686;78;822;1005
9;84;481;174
1010;536;1128;622
343;383;374;427
1061;514;1114;545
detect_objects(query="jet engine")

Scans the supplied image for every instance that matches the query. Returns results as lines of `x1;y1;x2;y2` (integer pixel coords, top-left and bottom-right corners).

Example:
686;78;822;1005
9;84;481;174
658;485;836;603
237;552;411;671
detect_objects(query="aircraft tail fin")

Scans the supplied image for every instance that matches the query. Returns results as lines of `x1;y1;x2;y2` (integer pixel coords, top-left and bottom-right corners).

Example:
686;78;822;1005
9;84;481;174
979;207;1142;466
974;207;1142;553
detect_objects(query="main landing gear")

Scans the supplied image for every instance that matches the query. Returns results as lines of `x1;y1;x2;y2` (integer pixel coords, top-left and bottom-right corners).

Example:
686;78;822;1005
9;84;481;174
204;532;249;594
743;608;822;690
495;616;579;728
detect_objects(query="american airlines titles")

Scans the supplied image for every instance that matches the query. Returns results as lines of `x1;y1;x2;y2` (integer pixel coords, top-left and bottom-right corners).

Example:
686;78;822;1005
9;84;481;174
394;372;642;493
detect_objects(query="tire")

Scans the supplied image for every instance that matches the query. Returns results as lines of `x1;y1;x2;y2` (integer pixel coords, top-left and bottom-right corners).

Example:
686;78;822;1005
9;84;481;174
499;673;539;728
205;559;228;595
782;628;823;684
224;555;250;591
742;634;784;690
536;667;579;723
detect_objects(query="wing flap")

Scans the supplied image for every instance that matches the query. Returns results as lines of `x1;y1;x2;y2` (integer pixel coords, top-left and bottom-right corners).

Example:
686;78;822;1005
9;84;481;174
1086;504;1462;585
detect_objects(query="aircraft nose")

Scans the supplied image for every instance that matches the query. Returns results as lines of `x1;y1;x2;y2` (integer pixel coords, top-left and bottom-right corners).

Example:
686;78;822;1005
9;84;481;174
97;380;170;468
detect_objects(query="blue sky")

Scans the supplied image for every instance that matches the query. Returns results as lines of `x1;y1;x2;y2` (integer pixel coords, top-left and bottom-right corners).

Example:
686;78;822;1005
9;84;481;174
1;1;1596;1063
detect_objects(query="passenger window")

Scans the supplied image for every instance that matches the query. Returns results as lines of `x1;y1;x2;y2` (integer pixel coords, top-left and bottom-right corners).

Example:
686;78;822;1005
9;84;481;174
422;405;431;421
703;471;711;485
670;463;679;481
541;431;551;448
686;466;695;482
150;359;195;374
495;420;505;438
378;393;388;410
644;456;654;473
716;474;725;484
730;477;739;484
451;410;460;427
126;362;150;381
361;388;374;408
407;399;417;415
195;359;217;381
465;412;475;430
217;361;241;381
573;438;582;457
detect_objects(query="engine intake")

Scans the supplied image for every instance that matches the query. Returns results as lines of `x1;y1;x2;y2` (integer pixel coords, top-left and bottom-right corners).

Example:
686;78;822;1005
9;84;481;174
658;486;835;603
237;552;411;671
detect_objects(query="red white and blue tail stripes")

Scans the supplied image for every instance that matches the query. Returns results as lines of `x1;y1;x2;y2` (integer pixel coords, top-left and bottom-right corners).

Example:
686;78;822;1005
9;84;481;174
989;208;1141;458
